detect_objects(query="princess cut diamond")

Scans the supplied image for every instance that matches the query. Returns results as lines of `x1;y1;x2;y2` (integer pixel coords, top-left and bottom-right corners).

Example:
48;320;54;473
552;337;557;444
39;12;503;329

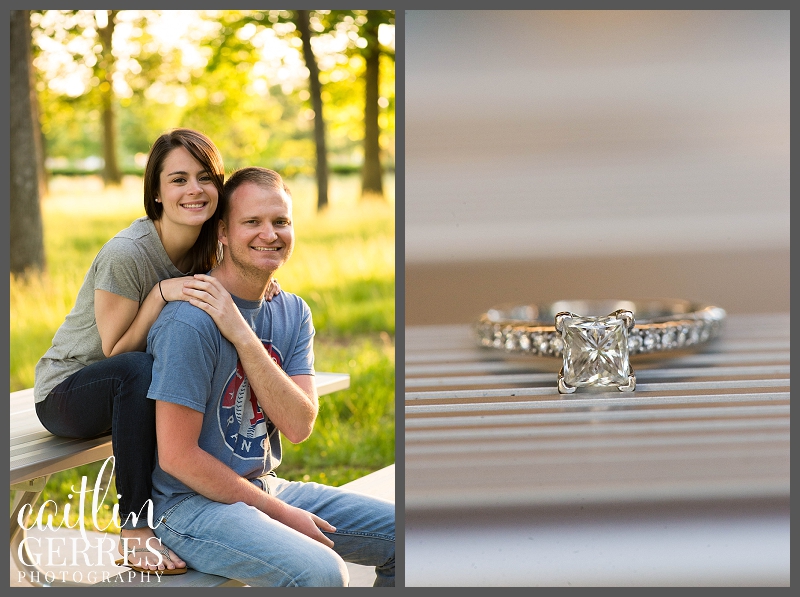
555;310;636;393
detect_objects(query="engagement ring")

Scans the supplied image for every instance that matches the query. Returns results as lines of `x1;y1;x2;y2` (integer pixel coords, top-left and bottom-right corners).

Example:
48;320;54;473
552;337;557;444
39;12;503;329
476;299;726;394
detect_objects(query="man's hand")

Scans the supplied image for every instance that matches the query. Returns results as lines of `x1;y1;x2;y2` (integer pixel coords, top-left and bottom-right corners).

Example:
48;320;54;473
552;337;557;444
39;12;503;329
273;502;336;549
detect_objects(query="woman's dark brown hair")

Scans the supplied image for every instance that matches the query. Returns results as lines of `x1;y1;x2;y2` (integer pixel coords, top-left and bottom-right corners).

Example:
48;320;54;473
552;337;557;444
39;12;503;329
143;128;226;273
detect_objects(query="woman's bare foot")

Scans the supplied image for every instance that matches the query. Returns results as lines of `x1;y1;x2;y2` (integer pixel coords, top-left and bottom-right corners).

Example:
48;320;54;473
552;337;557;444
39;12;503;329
118;527;186;572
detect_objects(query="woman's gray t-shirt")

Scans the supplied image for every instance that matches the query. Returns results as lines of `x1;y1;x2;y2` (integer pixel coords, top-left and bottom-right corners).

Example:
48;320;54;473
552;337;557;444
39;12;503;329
33;217;188;403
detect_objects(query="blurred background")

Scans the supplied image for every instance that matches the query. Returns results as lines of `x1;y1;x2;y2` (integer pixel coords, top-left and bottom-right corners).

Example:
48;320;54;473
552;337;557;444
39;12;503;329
9;9;394;530
405;10;789;324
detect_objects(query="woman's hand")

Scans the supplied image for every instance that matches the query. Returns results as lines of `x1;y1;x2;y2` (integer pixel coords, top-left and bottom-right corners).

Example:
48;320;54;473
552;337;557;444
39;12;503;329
265;277;281;301
181;274;252;346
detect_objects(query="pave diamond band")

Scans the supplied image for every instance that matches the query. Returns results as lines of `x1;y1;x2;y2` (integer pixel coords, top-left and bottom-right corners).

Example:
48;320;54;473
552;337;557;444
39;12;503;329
476;299;726;393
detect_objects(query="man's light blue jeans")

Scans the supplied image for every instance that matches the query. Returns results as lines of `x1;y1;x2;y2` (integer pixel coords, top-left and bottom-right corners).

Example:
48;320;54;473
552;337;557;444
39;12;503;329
152;476;395;587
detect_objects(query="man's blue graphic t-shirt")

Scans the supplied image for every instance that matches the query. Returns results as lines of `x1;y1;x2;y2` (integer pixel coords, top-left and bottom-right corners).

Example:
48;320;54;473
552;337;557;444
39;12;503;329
146;291;315;518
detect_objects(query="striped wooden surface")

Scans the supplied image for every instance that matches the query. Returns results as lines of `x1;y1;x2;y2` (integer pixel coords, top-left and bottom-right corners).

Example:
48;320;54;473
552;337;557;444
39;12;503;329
406;313;789;510
404;313;789;586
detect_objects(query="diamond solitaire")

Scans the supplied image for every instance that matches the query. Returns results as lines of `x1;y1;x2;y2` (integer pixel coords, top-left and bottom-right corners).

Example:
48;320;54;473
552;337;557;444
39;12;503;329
555;310;635;394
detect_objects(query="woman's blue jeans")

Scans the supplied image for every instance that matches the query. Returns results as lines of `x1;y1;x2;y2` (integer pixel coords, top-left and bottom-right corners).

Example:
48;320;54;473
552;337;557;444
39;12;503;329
35;352;156;530
152;476;395;587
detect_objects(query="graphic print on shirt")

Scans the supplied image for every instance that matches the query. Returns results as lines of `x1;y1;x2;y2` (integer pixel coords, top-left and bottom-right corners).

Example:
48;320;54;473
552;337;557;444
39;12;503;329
218;342;283;460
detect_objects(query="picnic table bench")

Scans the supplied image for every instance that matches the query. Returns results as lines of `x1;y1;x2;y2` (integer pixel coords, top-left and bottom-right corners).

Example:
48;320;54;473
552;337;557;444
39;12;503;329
10;372;394;587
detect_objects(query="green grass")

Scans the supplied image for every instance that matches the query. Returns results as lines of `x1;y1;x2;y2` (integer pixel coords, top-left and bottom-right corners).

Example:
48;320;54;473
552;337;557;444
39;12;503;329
10;174;395;531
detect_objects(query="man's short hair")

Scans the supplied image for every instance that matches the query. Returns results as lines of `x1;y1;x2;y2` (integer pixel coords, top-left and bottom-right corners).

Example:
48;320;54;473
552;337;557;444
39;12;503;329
222;167;292;220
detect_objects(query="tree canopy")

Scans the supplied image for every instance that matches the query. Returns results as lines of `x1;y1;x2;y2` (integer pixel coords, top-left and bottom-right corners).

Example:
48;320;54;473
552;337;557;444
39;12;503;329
30;10;395;185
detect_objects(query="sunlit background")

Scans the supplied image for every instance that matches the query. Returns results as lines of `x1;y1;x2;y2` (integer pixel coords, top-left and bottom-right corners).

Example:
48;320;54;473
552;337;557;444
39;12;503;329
31;9;394;178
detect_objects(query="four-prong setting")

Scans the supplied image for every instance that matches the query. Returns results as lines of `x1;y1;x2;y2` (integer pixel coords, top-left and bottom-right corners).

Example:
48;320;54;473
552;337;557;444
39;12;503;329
555;309;636;394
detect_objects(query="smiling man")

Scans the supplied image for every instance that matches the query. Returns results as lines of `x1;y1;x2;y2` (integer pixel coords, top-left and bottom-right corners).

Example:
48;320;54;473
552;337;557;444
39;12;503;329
144;167;395;587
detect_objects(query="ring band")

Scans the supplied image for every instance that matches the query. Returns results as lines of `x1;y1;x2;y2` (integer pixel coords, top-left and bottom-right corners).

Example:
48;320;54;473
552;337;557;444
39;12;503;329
476;299;726;394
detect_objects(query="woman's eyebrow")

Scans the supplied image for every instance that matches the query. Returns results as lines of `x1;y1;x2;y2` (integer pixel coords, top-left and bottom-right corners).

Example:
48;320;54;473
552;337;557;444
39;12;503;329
165;168;208;177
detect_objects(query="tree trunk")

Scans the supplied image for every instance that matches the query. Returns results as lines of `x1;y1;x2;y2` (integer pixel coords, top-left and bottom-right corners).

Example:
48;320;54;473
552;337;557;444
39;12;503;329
10;10;46;276
361;11;384;201
296;10;329;210
98;10;122;186
28;37;47;198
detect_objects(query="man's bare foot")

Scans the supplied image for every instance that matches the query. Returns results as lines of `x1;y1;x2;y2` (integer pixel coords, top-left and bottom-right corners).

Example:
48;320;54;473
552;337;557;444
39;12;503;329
118;527;186;571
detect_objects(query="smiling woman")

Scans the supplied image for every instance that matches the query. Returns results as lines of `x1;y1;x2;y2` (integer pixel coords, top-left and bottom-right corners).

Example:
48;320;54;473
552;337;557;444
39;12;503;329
147;146;219;272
